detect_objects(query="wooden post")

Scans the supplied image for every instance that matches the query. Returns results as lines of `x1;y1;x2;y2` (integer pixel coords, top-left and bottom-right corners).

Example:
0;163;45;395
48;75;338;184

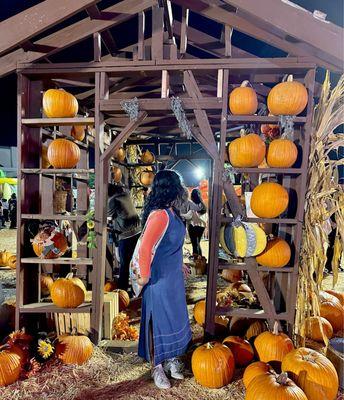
138;12;145;60
151;5;164;60
180;7;189;55
93;32;101;62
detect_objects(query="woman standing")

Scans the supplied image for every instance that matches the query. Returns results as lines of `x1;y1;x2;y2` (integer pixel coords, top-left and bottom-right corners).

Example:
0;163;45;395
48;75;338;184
136;170;191;390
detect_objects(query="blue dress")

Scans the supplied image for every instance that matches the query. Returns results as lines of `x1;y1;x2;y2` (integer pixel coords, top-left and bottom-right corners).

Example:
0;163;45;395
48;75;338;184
138;209;192;366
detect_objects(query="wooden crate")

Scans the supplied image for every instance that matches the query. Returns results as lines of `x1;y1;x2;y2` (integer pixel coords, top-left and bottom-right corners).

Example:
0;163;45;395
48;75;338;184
54;291;119;339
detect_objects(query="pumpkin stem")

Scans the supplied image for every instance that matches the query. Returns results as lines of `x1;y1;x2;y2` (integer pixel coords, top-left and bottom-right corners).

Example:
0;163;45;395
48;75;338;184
71;327;78;336
286;75;293;82
206;342;214;349
272;321;279;335
276;372;289;385
240;80;251;88
66;272;74;280
239;128;246;137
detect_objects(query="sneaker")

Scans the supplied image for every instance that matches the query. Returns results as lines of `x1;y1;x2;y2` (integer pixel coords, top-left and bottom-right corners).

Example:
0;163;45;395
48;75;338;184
164;357;184;380
152;364;171;389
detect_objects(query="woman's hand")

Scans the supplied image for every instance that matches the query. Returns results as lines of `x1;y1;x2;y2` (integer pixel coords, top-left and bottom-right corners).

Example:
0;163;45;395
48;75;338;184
182;263;191;279
137;276;150;286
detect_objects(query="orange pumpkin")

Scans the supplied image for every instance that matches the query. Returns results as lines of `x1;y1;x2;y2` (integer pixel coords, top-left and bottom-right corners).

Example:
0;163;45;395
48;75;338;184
243;361;273;388
282;347;339;400
42;144;50;169
0;345;22;387
325;289;344;306
304;316;333;342
140;171;155;186
71;125;86;141
245;320;268;340
221;269;243;283
47;138;80;169
268;75;308;116
141;150;155;164
40;274;54;296
114;147;126;162
222;336;254;367
229;133;266;168
115;289;130;311
256;237;291;268
7;255;16;270
104;280;118;292
43;89;78;118
56;328;93;365
32;227;68;259
254;321;294;363
251;182;289;218
191;342;235;388
112;166;122;183
320;297;344;333
50;273;85;308
193;300;229;329
229;81;258;115
267;139;298;168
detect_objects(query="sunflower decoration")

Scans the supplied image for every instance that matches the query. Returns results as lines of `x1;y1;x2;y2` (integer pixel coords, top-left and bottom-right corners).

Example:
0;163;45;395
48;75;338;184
86;209;97;249
37;338;54;360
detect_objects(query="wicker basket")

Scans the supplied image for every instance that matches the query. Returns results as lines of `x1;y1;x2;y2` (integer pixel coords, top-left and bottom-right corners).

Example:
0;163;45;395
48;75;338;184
53;190;68;214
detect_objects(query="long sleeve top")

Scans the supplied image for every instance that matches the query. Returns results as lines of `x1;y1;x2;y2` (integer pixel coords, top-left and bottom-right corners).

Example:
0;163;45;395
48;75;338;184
180;200;207;227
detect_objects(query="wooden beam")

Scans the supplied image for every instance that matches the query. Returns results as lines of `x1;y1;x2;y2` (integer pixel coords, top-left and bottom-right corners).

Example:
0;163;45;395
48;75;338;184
138;12;146;60
161;0;174;41
224;25;232;57
180;8;189;55
151;5;164;60
93;32;102;62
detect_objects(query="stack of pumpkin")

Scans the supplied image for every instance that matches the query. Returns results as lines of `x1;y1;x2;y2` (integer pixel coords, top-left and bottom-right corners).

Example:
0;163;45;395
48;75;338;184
0;250;16;269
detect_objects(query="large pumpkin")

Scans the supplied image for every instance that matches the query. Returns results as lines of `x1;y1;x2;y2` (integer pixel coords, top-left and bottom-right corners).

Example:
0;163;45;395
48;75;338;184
282;347;339;400
251;182;289;218
254;321;294;363
245;320;268;340
191;342;235;388
50;273;85;308
320;297;344;333
71;125;86;141
221;269;243;283
243;361;273;388
256;237;291;268
325;289;344;306
222;336;254;367
112;166;122;183
40;274;54;296
43;89;78;118
114;147;126;162
228;132;266;168
115;289;130;311
0;345;22;387
141;150;155;164
47;138;80;169
246;372;308;400
267;75;308;116
229;81;258;115
56;328;93;365
32;226;68;259
140;171;155;187
304;316;333;342
267;139;298;168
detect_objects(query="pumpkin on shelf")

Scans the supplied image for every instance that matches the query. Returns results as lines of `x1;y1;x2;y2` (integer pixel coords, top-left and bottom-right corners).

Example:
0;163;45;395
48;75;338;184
250;182;289;218
282;347;339;400
256;237;291;268
0;345;23;387
254;321;294;363
141;150;155;164
115;289;130;311
50;273;85;308
42;144;50;169
229;81;258;115
222;336;254;367
47;138;81;169
40;274;54;297
43;89;78;118
32;226;68;259
104;280;118;292
304;316;333;342
112;166;122;183
140;170;155;187
221;269;243;283
228;132;266;168
266;138;298;168
193;300;229;331
320;296;344;333
243;361;273;388
71;125;87;141
56;328;93;365
191;342;235;388
325;289;344;306
114;147;126;162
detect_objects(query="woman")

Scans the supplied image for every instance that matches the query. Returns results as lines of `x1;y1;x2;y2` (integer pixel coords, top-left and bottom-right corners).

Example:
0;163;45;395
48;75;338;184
136;170;191;390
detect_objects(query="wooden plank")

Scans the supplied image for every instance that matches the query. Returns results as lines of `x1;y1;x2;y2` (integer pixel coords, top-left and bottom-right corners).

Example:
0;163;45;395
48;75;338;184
21;214;88;221
224;25;232;57
93;32;102;62
161;70;169;98
22;117;95;127
21;257;93;265
231;168;302;174
227;115;306;123
151;5;164;60
138;12;146;60
22;168;93;174
222;217;298;224
216;307;288;320
161;0;174;40
219;263;294;273
180;7;189;55
20;303;91;313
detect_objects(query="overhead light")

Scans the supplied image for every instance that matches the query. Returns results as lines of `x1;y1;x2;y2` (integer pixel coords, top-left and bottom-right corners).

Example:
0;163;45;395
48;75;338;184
194;167;204;179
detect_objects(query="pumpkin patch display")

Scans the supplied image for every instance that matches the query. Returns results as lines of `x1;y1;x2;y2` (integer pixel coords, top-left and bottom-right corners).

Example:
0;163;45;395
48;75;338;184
229;81;258;115
32;226;68;259
56;328;93;365
0;345;22;387
243;361;273;388
140;170;155;186
50;273;85;308
250;182;289;218
191;342;235;388
47;138;81;169
267;139;298;168
256;237;291;268
282;347;339;400
228;132;266;168
71;125;86;141
267;75;308;116
320;296;344;333
304;316;333;342
43;89;78;118
222;336;254;367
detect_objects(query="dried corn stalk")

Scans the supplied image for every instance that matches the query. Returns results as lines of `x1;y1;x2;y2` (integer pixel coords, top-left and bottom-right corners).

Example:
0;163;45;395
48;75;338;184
295;72;344;345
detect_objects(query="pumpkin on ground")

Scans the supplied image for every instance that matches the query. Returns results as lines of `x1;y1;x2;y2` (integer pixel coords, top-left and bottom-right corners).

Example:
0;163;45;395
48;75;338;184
115;289;130;311
56;328;93;365
246;372;308;400
114;147;126;162
229;81;258;115
50;273;85;308
140;170;155;187
228;132;266;168
40;274;54;296
32;226;68;259
47;138;81;169
71;125;86;141
221;269;243;283
112;166;122;183
267;75;308;116
243;361;273;388
141;150;155;164
0;345;23;387
304;316;333;342
325;289;344;306
256;237;291;268
245;320;268;340
266;139;298;168
191;342;235;388
251;182;289;218
222;336;254;367
282;347;339;400
43;89;78;118
320;296;344;333
254;321;294;363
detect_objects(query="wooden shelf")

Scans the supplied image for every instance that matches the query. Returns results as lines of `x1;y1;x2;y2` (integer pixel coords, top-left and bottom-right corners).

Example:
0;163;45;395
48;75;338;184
20;302;91;313
21;257;93;265
221;217;299;224
21;214;87;221
21;168;94;175
227;115;306;124
215;307;288;319
42;129;88;149
231;168;302;174
114;161;155;167
22;117;94;127
218;262;294;273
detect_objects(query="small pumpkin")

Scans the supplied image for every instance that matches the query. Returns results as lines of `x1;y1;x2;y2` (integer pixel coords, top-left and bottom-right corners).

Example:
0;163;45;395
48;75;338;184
32;226;68;259
140;170;155;187
267;75;308;116
282;347;339;400
304;316;333;342
251;182;289;218
56;328;93;365
228;132;266;168
229;81;258;115
245;320;268;340
243;361;273;388
104;280;118;292
267;139;298;168
7;255;16;270
320;296;344;333
47;138;80;169
71;125;86;141
221;269;243;283
50;273;85;308
191;342;235;388
0;345;22;387
40;274;54;296
112;166;122;183
222;336;254;367
325;289;344;306
141;150;155;164
43;89;78;118
256;237;291;268
115;289;130;311
114;147;126;162
254;321;294;363
193;300;229;329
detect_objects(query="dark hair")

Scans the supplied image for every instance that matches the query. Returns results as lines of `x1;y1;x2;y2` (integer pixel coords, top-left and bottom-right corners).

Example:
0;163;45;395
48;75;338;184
191;188;207;215
141;170;187;226
108;183;125;197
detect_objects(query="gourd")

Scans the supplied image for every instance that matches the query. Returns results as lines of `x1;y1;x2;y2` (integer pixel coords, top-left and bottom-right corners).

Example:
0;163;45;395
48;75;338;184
43;89;78;118
40;274;54;296
114;147;126;162
304;316;333;342
320;296;344;333
251;182;289;218
267;139;298;168
50;273;85;308
141;150;155;164
140;171;155;186
267;75;308;116
112;166;122;183
229;81;258;115
56;328;93;365
47;138;81;169
256;237;291;268
191;342;235;388
243;361;273;388
71;125;86;141
222;336;254;367
32;226;68;259
282;347;339;400
115;289;130;311
0;345;22;386
228;132;266;168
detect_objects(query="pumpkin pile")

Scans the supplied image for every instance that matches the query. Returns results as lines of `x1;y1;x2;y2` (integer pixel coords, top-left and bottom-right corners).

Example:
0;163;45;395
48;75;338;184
0;250;16;269
112;312;139;341
318;290;344;335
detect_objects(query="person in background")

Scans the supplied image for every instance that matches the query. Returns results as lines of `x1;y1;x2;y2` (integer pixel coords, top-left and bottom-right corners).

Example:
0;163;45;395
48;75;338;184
108;184;141;291
8;193;17;229
0;201;4;229
2;199;8;223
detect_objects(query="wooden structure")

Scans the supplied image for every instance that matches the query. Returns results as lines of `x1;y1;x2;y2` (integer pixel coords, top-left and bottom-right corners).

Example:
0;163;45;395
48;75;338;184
5;0;343;343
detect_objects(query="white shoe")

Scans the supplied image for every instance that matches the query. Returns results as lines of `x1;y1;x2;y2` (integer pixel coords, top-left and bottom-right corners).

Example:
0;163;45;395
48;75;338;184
152;364;171;389
164;357;184;380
